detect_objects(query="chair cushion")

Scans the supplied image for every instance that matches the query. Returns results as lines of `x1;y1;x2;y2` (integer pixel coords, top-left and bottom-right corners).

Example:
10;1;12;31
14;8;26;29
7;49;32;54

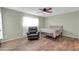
27;34;39;37
29;27;37;33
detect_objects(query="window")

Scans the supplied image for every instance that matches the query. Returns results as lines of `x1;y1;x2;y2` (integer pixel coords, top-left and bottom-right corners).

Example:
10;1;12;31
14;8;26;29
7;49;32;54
23;16;39;27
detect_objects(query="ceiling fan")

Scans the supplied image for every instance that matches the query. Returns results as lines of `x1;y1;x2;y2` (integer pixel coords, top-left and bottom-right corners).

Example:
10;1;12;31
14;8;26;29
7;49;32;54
39;7;52;13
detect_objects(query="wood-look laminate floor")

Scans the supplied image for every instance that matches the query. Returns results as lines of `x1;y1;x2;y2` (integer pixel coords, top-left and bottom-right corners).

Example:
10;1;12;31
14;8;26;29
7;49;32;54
0;36;79;51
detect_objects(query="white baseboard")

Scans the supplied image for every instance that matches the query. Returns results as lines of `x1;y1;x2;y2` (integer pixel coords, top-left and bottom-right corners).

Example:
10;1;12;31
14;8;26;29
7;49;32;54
1;36;25;43
63;34;78;39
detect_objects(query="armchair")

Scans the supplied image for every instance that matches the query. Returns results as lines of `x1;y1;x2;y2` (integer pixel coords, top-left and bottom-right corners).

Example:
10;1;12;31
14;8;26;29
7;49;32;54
27;27;40;40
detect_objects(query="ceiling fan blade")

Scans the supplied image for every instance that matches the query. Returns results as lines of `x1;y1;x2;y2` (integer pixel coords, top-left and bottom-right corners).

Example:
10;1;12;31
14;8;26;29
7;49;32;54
47;8;52;10
47;11;52;13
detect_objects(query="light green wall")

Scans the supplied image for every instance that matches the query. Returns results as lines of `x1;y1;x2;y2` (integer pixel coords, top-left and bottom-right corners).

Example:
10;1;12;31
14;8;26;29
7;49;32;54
45;11;79;38
1;8;45;40
2;8;24;40
39;17;45;28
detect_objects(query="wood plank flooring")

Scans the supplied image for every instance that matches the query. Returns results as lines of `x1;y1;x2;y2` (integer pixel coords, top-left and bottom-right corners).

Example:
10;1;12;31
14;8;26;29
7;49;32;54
0;36;79;51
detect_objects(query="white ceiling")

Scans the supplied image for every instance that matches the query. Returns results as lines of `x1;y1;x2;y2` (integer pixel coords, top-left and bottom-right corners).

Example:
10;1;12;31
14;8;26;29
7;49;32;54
6;7;79;17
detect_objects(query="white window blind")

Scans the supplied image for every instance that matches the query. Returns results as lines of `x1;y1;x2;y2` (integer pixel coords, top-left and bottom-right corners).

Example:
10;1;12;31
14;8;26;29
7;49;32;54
23;16;39;27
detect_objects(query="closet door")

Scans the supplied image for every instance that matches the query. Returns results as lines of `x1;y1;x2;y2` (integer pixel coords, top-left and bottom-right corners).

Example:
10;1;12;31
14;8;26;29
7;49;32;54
0;8;3;39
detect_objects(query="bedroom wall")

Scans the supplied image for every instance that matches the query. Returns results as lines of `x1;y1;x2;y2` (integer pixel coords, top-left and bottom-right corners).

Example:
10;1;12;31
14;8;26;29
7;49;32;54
1;8;44;41
39;17;45;28
2;8;24;41
45;11;79;38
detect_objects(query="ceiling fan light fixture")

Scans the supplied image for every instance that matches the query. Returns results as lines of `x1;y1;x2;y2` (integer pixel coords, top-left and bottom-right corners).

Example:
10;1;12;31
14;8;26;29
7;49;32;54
43;12;47;13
